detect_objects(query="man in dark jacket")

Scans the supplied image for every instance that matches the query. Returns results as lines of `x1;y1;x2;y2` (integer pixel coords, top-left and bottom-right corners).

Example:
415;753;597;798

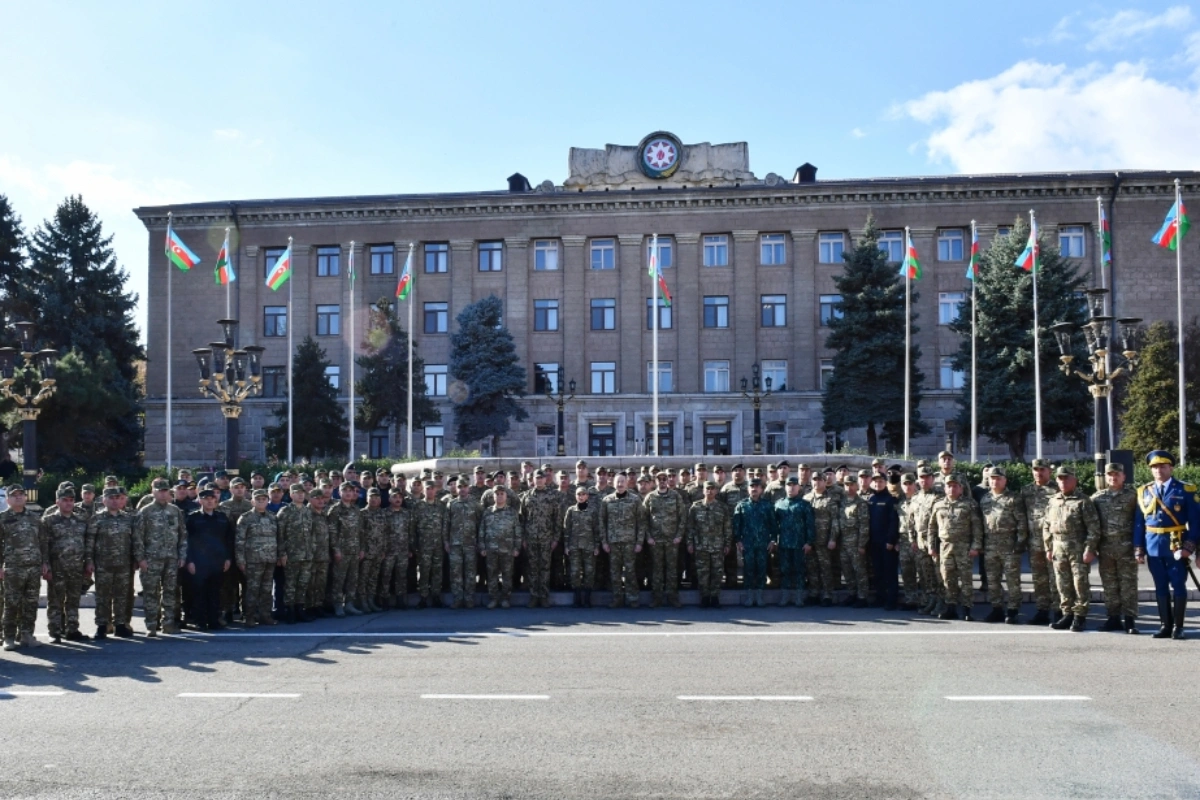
866;474;901;610
185;488;234;630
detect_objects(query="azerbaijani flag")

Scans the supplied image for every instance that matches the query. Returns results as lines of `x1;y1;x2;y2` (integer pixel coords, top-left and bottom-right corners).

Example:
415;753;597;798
648;237;672;306
1152;198;1190;251
899;231;921;279
347;242;355;289
265;241;293;290
165;219;201;271
966;227;980;280
214;230;236;285
395;246;413;300
1099;205;1112;263
1014;217;1039;272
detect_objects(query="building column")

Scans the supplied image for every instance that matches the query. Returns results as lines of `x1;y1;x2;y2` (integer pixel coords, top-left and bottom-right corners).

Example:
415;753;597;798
560;235;587;399
674;233;701;392
617;234;644;394
790;229;817;392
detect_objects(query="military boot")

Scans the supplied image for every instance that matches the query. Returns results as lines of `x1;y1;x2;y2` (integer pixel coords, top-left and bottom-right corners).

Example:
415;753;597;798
961;605;974;622
649;593;660;609
1005;609;1019;625
114;624;134;638
918;596;935;615
1051;613;1075;630
20;632;38;647
94;625;108;640
1052;609;1065;625
334;603;346;618
1070;615;1086;632
1100;614;1122;632
670;594;682;609
742;593;753;607
65;629;89;642
711;595;722;609
1172;597;1187;640
755;590;765;607
1124;615;1140;634
932;597;947;618
345;601;363;616
1153;597;1174;638
984;606;1005;623
2;638;15;650
571;590;581;608
937;605;958;620
584;590;593;608
778;590;790;607
1028;609;1050;626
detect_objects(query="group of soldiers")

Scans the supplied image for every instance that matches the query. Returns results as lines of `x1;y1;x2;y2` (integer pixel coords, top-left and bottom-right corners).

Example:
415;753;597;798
0;448;1195;650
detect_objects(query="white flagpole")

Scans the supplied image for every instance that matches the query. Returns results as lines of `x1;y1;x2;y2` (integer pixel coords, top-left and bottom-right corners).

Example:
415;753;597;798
903;226;911;460
970;220;977;465
651;233;659;458
405;242;415;459
287;236;294;465
1176;179;1187;466
1030;210;1044;460
224;227;232;319
348;241;355;461
166;212;173;474
1097;196;1114;444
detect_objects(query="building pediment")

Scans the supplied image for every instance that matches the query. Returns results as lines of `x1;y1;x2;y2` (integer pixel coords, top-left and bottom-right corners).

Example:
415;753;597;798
565;131;758;190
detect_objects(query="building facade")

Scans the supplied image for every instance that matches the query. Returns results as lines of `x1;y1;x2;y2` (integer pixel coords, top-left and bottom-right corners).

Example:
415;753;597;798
135;132;1200;464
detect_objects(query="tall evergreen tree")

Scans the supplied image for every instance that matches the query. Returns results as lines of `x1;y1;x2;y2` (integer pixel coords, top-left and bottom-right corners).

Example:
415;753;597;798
264;336;348;461
448;295;527;451
949;218;1090;461
822;216;927;455
354;296;439;436
0;194;26;309
1116;320;1200;459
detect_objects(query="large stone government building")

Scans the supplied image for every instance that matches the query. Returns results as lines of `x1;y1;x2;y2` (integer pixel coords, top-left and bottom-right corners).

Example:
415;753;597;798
135;132;1199;464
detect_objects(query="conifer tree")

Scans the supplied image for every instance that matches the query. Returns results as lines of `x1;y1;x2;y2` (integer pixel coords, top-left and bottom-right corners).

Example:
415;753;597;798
265;336;348;461
448;295;527;451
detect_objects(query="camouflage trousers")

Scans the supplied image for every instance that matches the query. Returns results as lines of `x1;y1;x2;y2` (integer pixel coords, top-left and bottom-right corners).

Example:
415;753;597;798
743;543;769;592
307;560;328;609
328;555;360;607
379;554;407;606
777;547;805;592
839;544;869;600
418;543;444;600
916;549;943;602
141;557;179;631
485;551;514;602
805;545;834;600
2;564;40;639
609;543;640;605
1028;545;1054;611
220;568;245;615
898;544;918;604
984;550;1022;611
47;557;84;637
1097;543;1138;617
356;556;381;605
242;561;275;623
568;547;596;590
446;545;476;604
94;562;132;627
694;548;725;599
525;538;554;601
647;539;679;600
284;560;311;606
1052;539;1091;618
939;541;974;607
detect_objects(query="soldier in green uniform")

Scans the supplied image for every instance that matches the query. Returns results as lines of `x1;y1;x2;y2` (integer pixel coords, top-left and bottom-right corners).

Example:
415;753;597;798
1;486;48;649
306;488;331;617
383;488;413;609
977;466;1028;624
42;488;89;642
927;474;983;621
134;479;187;636
601;474;645;608
446;479;482;609
1087;463;1140;633
327;482;364;617
774;476;814;606
357;488;388;613
277;484;315;623
564;485;600;607
521;471;562;608
643;471;687;608
235;489;280;627
1044;466;1103;632
1020;458;1061;625
912;467;945;616
218;479;253;623
479;487;522;609
686;482;732;608
720;464;750;592
837;475;870;608
86;487;137;639
413;482;449;608
733;479;779;607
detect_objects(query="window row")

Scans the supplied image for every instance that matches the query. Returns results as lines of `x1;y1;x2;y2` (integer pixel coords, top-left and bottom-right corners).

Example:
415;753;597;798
579;418;787;458
816;357;964;390
531;360;790;395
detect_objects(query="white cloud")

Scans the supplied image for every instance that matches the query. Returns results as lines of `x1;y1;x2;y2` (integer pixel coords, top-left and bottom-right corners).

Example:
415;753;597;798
902;58;1200;172
1085;5;1193;51
213;128;243;141
850;127;866;139
1025;13;1079;46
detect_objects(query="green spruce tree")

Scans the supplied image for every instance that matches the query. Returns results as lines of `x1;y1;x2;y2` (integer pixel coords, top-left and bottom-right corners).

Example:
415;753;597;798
822;216;927;455
1116;320;1200;459
949;218;1090;461
0;194;26;310
355;296;440;436
448;295;527;451
264;336;348;461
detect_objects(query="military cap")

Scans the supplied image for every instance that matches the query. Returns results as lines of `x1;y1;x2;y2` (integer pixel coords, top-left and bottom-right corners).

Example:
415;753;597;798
731;463;745;471
989;466;1007;478
493;470;506;479
252;489;269;498
455;478;468;487
871;458;885;466
636;474;652;483
842;475;858;485
944;473;961;485
766;462;777;470
694;463;708;471
596;467;608;476
858;469;871;477
901;472;917;484
151;478;170;491
785;476;800;485
230;477;246;487
81;483;96;493
917;466;934;477
574;484;590;494
777;459;791;468
58;481;74;490
366;487;380;496
1105;463;1125;473
1147;450;1174;467
937;450;955;460
888;464;903;473
197;487;216;499
214;470;228;479
1055;465;1076;478
268;482;282;491
330;470;342;478
556;470;568;478
655;470;669;478
534;469;546;478
520;460;533;468
714;465;727;471
916;459;930;468
104;475;119;484
704;480;718;489
56;488;75;499
508;470;520;478
376;468;389;476
749;478;765;487
250;471;264;478
187;482;197;489
869;472;887;481
422;468;434;477
575;459;588;467
473;465;486;473
343;462;358;474
289;483;307;493
394;472;407;480
100;486;118;498
433;471;444;478
116;486;127;496
811;471;827;481
1030;458;1051;469
308;488;324;499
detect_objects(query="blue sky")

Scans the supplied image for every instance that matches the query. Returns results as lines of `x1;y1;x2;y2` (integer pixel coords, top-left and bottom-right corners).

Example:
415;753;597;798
1;0;1198;340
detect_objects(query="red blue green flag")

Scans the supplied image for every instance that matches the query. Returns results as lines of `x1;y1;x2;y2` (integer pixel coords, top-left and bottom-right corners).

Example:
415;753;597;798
265;242;293;290
1099;205;1112;264
1152;198;1190;251
165;219;200;271
214;230;236;285
395;247;413;300
966;227;980;280
1014;217;1039;272
648;237;671;306
899;231;921;279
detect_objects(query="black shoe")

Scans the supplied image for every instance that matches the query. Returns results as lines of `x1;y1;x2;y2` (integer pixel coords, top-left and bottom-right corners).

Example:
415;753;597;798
584;591;593;608
1154;597;1174;638
820;597;832;608
1052;610;1064;625
902;602;920;611
1100;615;1123;632
114;624;134;638
842;595;857;607
961;605;974;622
984;607;1005;623
65;629;88;642
95;626;108;640
1173;596;1187;640
1124;615;1140;634
1070;616;1086;632
938;606;958;620
224;611;234;625
51;634;62;644
712;597;722;609
699;596;710;608
1051;613;1075;630
1028;609;1050;626
884;602;898;611
852;599;868;609
1005;609;1019;625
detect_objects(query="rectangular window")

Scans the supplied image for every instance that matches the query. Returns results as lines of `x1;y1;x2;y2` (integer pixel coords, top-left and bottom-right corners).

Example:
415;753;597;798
819;294;843;326
424;425;444;458
761;294;787;327
937;229;965;261
704;360;730;393
424;242;448;273
424;364;448;396
761;359;787;392
766;421;786;455
997;225;1012;238
703;296;729;328
820;358;835;390
940;357;965;389
370;244;394;275
647;238;673;268
939;292;965;325
264;247;285;280
647;361;673;393
1059;225;1086;258
424;302;449;334
369;428;389;459
478;240;503;272
591;298;616;330
534;362;560;394
646;298;672;330
590;238;615;270
589;422;617;457
316;304;341;336
703;235;729;267
263;305;287;338
760;233;786;265
533;299;559;331
703;420;731;456
878;230;903;263
534;240;559;271
819;232;845;264
536;424;556;458
325;365;340;391
261;366;286;397
316;246;340;277
590;361;616;394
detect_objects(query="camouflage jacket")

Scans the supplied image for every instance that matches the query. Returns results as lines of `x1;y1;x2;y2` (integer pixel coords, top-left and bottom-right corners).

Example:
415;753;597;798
43;512;87;563
236;510;279;565
277;503;315;561
387;506;413;556
311;511;331;562
219;496;254;527
85;510;137;569
479;503;522;553
412;498;449;550
927;497;983;551
804;490;842;548
733;497;779;548
327;502;364;558
446;496;482;549
977;490;1029;554
0;507;47;568
135;501;187;563
600;491;644;545
838;495;870;549
774;495;815;549
563;501;601;552
1091;486;1137;548
521;487;562;544
1019;482;1059;551
686;499;731;552
362;506;390;558
1043;490;1102;552
643;489;687;543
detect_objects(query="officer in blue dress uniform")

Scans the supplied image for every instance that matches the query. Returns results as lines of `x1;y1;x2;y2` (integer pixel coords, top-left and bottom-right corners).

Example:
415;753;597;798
1133;450;1200;639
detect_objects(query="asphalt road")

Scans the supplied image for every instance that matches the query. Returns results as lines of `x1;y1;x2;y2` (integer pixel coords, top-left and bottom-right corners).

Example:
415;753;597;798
1;598;1197;800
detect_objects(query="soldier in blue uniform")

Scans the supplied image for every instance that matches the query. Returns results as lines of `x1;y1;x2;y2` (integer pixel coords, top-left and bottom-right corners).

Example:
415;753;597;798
1133;450;1200;639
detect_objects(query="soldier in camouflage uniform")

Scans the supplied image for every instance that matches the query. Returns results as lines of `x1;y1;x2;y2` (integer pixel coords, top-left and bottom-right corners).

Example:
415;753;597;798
1;485;48;649
86;487;138;639
218;479;254;622
236;490;280;627
1044;466;1103;632
977;466;1028;624
277;484;315;623
327;482;364;616
306;488;331;617
912;467;945;616
926;474;983;621
837;476;870;608
446;479;482;608
601;474;645;608
356;488;388;613
413;482;449;608
564;485;600;607
774;477;814;606
382;489;413;609
686;482;731;607
43;488;89;642
479;487;522;608
643;471;687;608
135;478;187;636
1020;458;1060;625
720;464;750;590
733;479;779;607
896;473;922;610
521;471;562;608
1088;463;1140;633
803;472;840;607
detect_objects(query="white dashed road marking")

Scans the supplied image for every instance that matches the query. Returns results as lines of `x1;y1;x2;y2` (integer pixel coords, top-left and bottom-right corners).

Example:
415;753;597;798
0;690;66;697
677;695;813;702
944;695;1091;702
177;693;301;698
420;694;550;700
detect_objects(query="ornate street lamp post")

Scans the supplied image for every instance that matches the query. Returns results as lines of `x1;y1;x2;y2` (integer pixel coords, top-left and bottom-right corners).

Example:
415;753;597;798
546;368;576;457
1051;288;1141;486
192;318;264;473
0;322;58;502
741;362;773;456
